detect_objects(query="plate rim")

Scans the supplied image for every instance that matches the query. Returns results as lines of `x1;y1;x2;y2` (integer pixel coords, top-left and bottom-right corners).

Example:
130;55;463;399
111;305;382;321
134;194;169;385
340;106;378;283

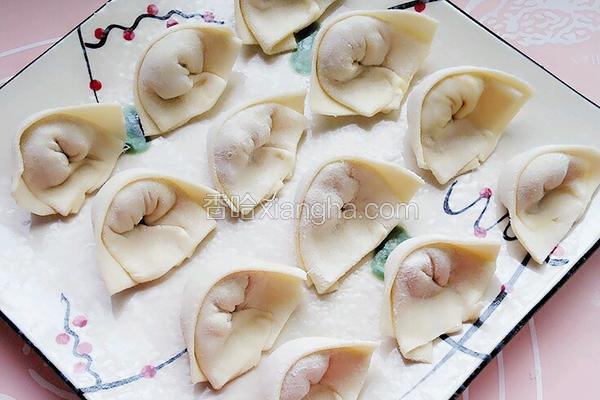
436;2;600;397
0;1;598;399
450;238;600;399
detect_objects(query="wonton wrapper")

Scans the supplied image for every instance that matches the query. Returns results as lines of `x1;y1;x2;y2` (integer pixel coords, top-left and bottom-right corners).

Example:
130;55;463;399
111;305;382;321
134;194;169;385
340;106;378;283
382;236;500;363
296;157;423;294
235;0;337;55
498;145;600;264
92;169;218;295
259;337;376;400
407;66;533;184
310;10;438;117
208;92;307;215
11;104;125;216
181;257;306;389
134;22;241;136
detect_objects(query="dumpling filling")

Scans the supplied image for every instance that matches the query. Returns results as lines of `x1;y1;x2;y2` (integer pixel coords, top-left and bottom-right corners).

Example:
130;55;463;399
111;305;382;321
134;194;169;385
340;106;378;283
311;11;438;117
408;67;533;184
384;238;499;362
497;146;600;263
181;260;305;389
316;16;401;116
281;353;341;400
22;118;99;192
211;99;306;214
195;273;273;389
100;178;213;284
135;24;241;135
13;105;125;217
297;158;422;294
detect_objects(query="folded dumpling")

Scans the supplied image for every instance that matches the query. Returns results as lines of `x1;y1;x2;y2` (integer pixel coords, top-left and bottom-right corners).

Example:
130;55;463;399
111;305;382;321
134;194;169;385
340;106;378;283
92;169;218;295
235;0;337;55
134;22;241;136
310;10;438;117
498;145;600;263
381;236;500;363
181;257;306;389
260;337;376;400
407;66;533;184
208;92;307;215
11;104;125;216
296;157;423;294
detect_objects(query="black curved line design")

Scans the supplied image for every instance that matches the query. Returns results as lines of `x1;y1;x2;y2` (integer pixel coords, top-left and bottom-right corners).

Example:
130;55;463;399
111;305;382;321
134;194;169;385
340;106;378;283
80;349;187;393
60;293;187;394
502;220;517;241
443;180;516;241
443;186;482;215
85;10;224;49
76;27;99;103
444;180;573;263
405;178;574;398
61;294;102;385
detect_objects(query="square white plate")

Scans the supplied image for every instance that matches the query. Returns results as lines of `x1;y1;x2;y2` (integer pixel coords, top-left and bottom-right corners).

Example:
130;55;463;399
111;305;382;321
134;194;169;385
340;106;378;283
0;1;598;399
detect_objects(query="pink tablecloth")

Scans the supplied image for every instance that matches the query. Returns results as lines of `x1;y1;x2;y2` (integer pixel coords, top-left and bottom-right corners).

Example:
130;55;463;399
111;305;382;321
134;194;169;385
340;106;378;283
0;1;598;399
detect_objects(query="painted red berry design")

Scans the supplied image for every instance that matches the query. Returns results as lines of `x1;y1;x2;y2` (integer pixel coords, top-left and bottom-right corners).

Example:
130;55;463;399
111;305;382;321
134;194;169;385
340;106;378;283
89;79;102;91
141;365;157;378
73;315;88;328
204;11;215;22
77;342;93;355
55;333;70;345
94;28;105;39
479;187;493;199
74;362;87;373
474;226;487;238
415;1;426;12
166;18;179;28
123;29;135;41
147;4;159;15
501;283;512;293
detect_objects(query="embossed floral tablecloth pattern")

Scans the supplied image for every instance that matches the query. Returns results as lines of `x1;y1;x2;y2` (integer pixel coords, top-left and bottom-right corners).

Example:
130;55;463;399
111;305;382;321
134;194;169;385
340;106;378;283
0;1;598;399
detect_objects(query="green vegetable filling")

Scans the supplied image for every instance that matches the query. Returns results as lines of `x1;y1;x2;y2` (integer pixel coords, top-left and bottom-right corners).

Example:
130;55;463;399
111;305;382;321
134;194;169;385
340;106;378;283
123;105;149;153
371;226;410;280
290;22;320;76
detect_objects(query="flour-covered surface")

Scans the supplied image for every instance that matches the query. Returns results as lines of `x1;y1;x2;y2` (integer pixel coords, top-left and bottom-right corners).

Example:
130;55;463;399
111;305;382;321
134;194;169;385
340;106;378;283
0;1;599;400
